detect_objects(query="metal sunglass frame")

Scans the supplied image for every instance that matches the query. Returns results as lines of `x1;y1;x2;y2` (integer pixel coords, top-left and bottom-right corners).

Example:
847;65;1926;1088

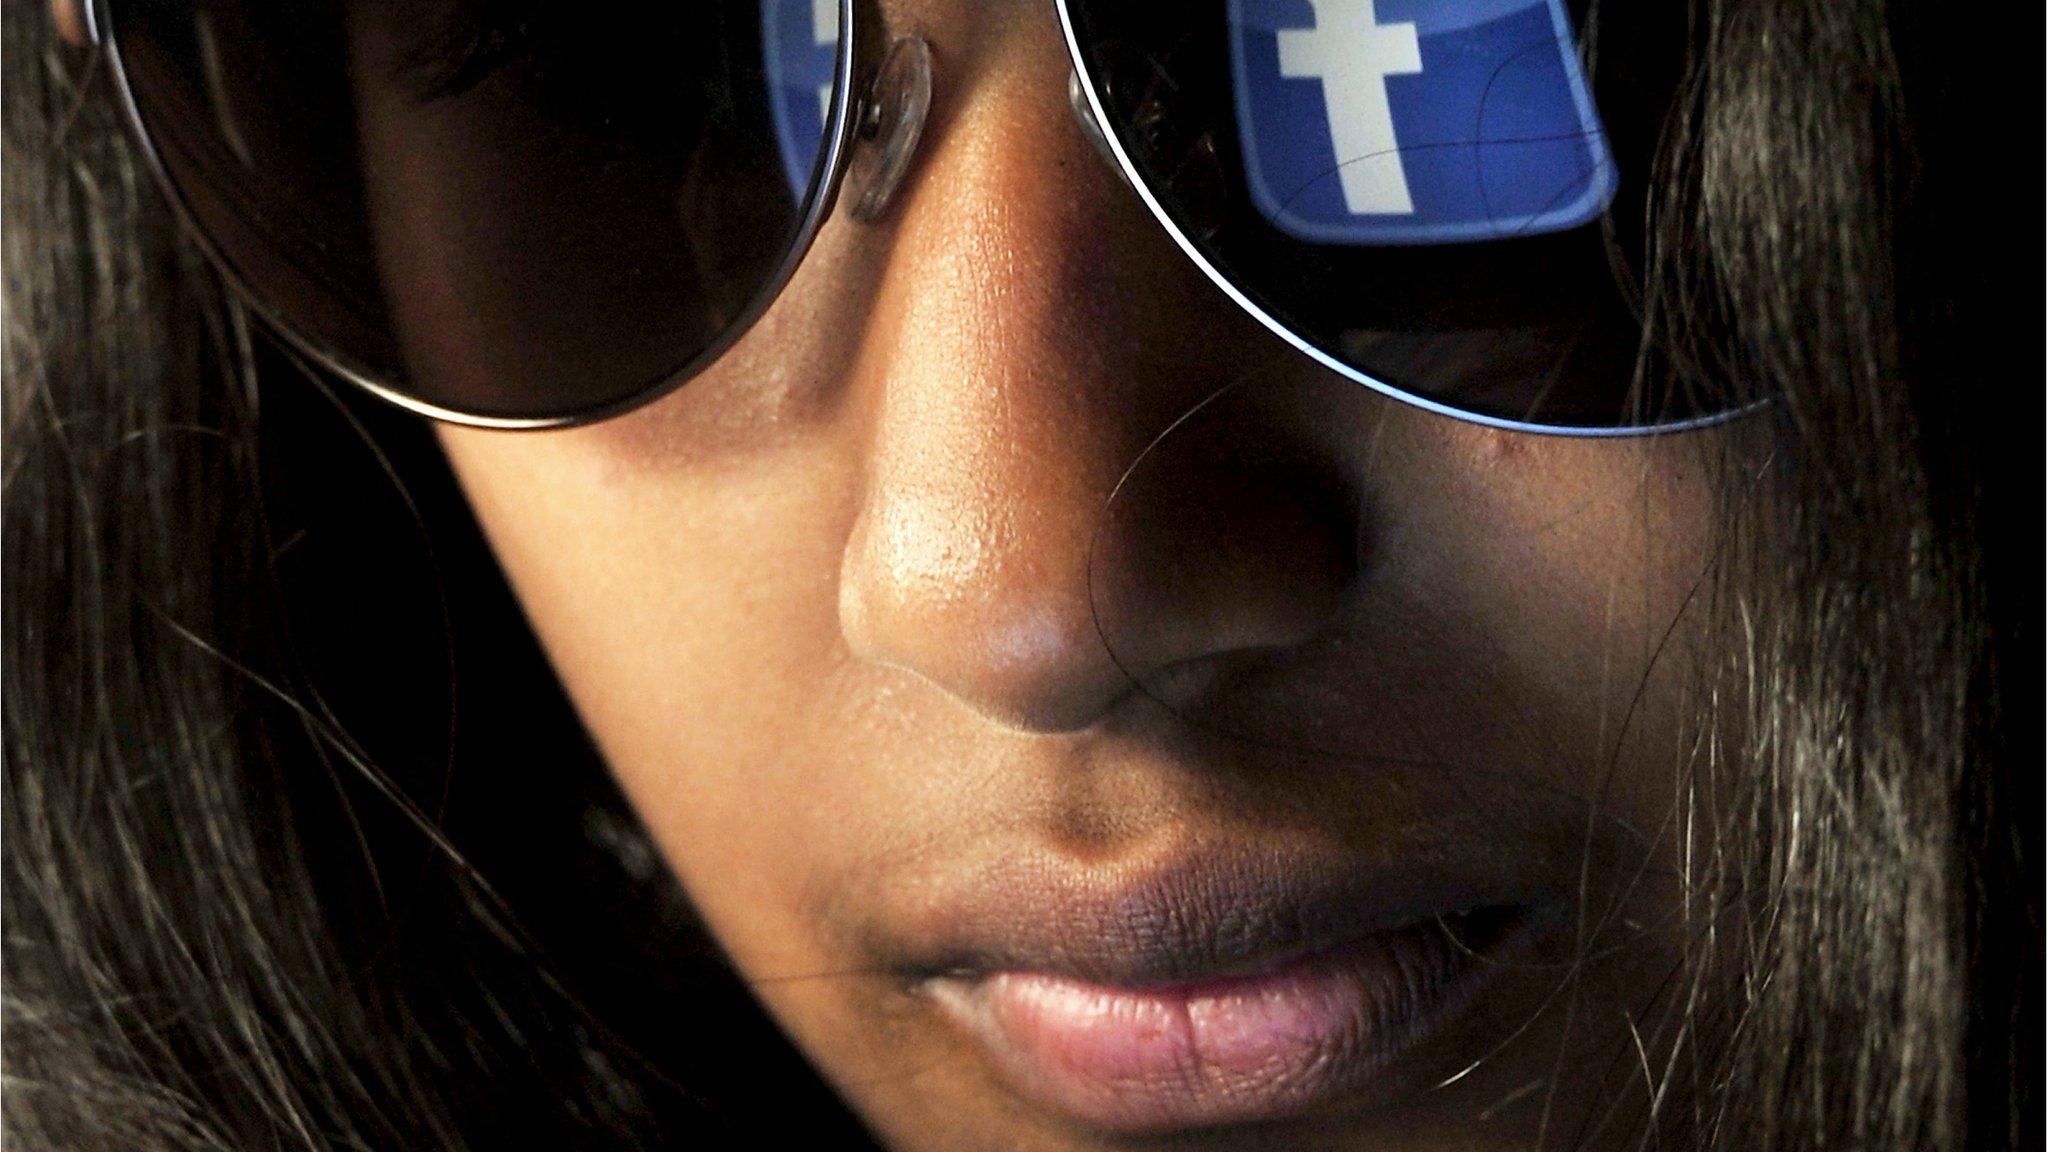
1051;0;1761;438
91;0;867;430
90;0;1760;436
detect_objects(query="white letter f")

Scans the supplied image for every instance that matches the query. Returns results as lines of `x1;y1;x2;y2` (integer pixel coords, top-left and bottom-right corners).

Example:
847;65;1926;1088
1277;0;1423;215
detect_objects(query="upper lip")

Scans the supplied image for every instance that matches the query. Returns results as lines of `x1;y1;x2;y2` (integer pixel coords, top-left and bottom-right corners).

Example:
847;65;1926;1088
878;841;1563;989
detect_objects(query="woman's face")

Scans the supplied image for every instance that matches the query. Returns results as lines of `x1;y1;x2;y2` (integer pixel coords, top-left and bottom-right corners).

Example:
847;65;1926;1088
417;4;1721;1148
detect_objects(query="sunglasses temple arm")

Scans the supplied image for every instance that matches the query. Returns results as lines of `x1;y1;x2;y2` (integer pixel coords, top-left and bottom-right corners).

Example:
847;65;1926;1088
1067;69;1132;186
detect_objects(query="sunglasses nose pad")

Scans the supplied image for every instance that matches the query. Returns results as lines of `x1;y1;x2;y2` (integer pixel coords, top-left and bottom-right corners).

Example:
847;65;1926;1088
1067;70;1131;185
847;37;933;222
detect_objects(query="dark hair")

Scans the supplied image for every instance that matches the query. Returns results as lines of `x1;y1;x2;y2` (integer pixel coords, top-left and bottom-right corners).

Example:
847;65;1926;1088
2;1;2033;1149
1;4;874;1146
1638;2;2037;1147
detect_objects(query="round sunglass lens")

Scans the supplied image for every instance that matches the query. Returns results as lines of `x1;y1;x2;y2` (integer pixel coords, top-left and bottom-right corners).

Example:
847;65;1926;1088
112;0;850;423
1063;0;1741;432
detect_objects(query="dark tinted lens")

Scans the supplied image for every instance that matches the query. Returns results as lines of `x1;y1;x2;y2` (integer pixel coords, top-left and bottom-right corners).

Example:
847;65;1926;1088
112;0;846;422
1066;1;1733;430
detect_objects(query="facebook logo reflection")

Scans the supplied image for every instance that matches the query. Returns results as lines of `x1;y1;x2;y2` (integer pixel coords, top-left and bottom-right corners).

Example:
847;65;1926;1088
763;0;841;198
1228;0;1617;245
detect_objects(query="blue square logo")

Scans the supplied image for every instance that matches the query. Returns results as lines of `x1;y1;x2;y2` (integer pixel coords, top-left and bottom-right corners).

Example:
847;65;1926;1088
763;0;842;198
1228;0;1616;245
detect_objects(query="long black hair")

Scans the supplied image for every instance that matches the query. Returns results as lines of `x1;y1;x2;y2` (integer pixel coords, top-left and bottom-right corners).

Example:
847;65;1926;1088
3;3;875;1145
2;0;2034;1148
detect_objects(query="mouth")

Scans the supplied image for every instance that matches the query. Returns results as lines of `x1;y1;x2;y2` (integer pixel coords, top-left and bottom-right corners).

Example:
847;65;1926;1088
892;850;1562;1133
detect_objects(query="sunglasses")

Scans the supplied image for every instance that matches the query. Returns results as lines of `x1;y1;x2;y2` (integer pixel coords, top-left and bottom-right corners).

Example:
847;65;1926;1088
97;0;1757;434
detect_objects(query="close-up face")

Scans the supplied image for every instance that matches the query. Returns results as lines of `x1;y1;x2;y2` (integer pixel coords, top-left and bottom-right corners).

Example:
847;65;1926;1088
415;6;1729;1149
77;0;1783;1146
11;0;2021;1149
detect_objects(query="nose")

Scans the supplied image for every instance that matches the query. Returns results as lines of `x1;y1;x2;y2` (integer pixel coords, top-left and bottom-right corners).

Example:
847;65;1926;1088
836;28;1360;733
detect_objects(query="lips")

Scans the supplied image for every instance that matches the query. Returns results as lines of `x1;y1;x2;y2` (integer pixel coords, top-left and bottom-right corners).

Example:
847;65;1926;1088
886;847;1563;1133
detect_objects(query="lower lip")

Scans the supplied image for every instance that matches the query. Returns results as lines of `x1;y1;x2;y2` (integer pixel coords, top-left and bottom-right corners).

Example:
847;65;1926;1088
927;914;1522;1133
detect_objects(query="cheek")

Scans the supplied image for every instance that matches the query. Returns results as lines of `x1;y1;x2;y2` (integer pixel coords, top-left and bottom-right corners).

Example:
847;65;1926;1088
1375;423;1720;828
435;426;864;931
436;417;1029;1125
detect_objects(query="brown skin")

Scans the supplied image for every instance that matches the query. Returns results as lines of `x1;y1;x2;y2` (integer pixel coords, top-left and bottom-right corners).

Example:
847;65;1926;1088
380;5;1722;1148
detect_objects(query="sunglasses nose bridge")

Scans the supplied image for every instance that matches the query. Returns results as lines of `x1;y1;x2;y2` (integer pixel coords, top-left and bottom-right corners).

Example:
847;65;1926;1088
843;36;934;221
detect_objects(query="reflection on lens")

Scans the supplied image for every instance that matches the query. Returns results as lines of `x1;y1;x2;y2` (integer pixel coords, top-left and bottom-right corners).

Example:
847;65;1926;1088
764;0;842;197
113;0;846;422
1226;0;1616;246
1065;0;1736;431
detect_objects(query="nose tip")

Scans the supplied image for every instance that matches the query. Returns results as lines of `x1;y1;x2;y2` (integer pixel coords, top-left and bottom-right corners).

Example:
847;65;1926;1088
837;486;1140;732
836;363;1363;731
838;435;1358;732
